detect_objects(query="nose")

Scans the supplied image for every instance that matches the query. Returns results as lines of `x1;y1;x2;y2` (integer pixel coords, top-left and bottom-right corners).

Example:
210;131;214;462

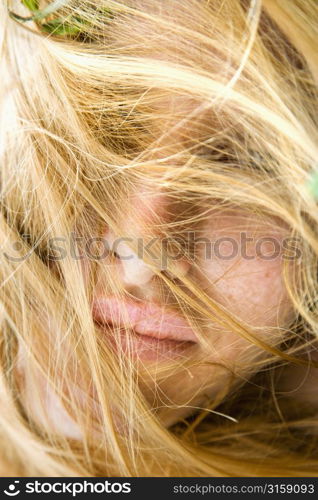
106;232;155;286
105;231;191;287
104;187;191;287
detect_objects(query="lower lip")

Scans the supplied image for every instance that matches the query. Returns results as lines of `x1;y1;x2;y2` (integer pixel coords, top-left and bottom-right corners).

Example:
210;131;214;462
97;325;196;362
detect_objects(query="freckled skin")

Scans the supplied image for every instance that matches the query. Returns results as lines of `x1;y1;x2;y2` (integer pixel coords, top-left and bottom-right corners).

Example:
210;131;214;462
12;0;306;438
18;194;296;433
94;201;295;427
159;212;294;425
198;210;292;327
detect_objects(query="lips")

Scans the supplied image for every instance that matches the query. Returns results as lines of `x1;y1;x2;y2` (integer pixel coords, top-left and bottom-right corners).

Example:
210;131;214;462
92;296;198;343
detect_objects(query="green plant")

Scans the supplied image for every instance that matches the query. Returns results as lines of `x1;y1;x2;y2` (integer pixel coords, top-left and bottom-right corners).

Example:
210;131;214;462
9;0;112;36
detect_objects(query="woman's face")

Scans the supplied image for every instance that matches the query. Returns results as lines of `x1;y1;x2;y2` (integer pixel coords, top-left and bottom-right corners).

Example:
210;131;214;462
91;186;295;426
18;185;296;434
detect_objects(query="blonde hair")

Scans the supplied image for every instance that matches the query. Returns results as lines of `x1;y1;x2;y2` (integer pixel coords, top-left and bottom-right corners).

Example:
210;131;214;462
1;0;318;476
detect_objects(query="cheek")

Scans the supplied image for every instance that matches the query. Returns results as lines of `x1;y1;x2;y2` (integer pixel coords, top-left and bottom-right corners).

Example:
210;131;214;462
198;228;294;328
207;259;290;326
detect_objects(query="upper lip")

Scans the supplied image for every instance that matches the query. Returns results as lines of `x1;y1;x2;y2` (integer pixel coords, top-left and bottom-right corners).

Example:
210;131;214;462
92;296;198;343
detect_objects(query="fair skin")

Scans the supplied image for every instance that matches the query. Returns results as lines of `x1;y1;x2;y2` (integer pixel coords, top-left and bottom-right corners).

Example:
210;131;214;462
18;185;309;435
92;188;295;426
83;3;300;425
17;184;298;435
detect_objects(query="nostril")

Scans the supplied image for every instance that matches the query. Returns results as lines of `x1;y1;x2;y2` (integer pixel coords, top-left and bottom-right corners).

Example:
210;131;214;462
112;250;121;260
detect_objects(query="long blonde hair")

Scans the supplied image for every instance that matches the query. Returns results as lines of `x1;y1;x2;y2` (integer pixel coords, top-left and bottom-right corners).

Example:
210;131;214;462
1;0;318;476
